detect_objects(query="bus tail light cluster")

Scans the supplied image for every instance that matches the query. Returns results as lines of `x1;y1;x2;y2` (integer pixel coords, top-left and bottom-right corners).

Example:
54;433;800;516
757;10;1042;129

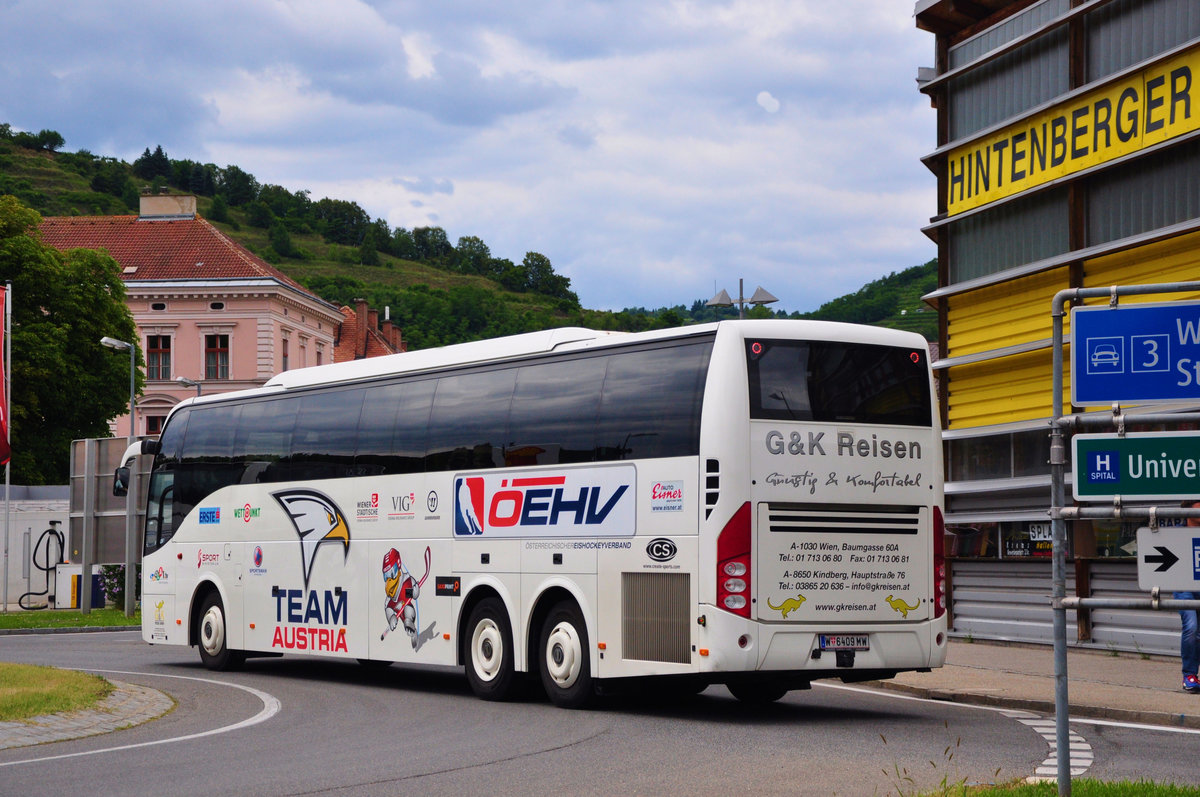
716;502;752;618
933;505;947;619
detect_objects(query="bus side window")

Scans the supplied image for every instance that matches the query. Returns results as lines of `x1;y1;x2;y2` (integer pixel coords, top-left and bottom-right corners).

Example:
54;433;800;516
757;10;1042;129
595;343;711;460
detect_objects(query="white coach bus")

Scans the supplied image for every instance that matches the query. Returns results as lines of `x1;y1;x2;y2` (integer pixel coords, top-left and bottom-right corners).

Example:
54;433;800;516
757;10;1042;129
123;320;947;708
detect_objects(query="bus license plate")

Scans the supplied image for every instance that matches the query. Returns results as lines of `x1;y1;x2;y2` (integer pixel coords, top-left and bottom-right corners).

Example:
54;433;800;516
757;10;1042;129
819;634;869;651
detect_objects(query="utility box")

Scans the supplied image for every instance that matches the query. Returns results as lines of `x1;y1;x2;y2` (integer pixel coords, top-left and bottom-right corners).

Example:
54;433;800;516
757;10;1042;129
53;564;105;609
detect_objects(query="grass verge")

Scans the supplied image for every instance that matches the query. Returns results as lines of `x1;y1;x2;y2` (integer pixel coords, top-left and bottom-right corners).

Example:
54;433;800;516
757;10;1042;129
919;780;1200;796
0;662;112;722
0;607;140;630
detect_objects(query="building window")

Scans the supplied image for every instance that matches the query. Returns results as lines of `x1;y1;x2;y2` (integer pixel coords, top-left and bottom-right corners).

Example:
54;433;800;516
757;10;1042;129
146;336;171;380
146;416;166;435
205;334;230;380
282;338;290;372
150;302;167;311
316;347;323;366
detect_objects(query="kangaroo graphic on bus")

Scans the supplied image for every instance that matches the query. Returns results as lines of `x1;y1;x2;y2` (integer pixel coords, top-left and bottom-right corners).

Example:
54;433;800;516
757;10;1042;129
886;595;921;618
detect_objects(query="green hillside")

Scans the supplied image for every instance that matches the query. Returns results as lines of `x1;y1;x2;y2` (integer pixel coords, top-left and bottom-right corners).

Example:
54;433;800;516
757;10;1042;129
0;126;938;344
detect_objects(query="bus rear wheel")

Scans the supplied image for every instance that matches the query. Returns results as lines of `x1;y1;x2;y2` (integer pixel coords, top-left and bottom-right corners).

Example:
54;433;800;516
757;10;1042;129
197;592;244;671
538;601;593;709
727;680;788;704
464;597;516;701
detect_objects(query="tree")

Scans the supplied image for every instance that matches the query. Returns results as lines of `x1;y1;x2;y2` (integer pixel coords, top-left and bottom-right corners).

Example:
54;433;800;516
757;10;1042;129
0;196;141;483
35;129;65;152
218;164;259;206
208;194;230;223
412;226;452;263
132;145;171;180
454;236;491;274
269;220;294;258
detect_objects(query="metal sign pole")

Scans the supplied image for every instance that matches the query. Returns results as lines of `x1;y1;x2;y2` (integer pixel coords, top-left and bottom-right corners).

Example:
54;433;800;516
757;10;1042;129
1050;290;1073;796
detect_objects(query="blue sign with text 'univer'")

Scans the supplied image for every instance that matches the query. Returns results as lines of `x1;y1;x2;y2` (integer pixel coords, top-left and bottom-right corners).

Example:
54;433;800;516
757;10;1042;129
1072;301;1200;405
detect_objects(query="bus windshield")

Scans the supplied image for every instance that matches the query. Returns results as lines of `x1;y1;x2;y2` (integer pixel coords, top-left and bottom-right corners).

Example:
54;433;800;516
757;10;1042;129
746;338;931;426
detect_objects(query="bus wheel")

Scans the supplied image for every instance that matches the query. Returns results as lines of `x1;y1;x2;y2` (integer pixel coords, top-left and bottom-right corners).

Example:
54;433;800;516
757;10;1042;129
728;680;788;704
465;597;515;701
538;601;593;709
197;592;244;671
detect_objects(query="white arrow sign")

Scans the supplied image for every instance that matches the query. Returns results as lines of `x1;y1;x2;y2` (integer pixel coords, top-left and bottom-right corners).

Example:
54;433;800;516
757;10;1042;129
1135;528;1200;591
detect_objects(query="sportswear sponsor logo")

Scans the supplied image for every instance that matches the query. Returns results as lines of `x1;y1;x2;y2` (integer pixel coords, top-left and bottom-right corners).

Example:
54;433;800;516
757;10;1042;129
646;538;677;562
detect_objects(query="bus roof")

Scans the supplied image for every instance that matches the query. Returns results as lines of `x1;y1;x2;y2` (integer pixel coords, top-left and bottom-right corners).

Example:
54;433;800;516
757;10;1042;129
172;319;929;412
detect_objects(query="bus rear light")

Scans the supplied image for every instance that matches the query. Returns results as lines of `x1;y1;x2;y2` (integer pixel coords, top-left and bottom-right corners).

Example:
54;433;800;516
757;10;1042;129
933;506;947;619
716;502;752;618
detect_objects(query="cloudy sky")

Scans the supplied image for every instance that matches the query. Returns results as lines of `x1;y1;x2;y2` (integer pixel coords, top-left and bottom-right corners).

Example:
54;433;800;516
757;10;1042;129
1;0;937;313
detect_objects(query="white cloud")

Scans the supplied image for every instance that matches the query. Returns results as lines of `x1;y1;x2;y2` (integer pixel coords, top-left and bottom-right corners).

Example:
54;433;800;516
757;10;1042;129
0;0;937;313
756;91;781;113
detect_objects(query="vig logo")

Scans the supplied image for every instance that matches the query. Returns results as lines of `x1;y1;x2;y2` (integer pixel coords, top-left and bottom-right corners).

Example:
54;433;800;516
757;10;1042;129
454;467;635;537
272;489;351;587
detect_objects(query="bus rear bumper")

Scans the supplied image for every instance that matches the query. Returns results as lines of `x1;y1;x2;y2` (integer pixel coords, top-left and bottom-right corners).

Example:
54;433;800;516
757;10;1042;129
698;606;948;675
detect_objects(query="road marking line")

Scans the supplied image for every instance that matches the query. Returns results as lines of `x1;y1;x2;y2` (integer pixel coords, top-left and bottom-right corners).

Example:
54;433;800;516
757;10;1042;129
0;669;280;768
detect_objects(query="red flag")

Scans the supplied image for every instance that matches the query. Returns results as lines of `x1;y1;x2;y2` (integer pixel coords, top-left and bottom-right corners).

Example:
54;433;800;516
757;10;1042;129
0;285;9;466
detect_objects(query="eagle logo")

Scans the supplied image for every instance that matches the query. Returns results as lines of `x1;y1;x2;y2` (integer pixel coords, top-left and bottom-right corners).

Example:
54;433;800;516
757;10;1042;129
272;489;351;587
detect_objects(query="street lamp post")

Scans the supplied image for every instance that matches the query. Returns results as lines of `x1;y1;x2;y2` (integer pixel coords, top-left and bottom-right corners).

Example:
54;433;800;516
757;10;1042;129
706;278;779;318
174;375;202;396
100;336;138;618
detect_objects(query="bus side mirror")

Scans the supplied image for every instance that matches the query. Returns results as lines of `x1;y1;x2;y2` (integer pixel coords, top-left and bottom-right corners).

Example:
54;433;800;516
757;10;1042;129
113;466;131;497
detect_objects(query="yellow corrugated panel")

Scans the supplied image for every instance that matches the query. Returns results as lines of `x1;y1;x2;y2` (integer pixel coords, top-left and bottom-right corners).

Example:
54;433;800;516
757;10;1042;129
1082;229;1200;305
947;348;1069;429
946;267;1070;358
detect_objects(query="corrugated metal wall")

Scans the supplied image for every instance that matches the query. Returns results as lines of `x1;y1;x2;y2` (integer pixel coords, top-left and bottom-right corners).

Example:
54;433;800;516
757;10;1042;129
948;0;1069;140
950;559;1180;656
1082;228;1200;300
1088;138;1200;246
950;0;1068;67
947;188;1069;283
949;559;1075;644
1087;0;1200;82
947;266;1069;356
946;349;1065;428
949;29;1069;140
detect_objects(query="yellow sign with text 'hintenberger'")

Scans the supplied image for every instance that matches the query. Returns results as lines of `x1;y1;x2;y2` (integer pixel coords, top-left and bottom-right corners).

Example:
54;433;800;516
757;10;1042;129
945;45;1200;216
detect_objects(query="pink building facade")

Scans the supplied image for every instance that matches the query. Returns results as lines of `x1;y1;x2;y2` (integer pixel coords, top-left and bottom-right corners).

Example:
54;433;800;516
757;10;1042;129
40;194;346;437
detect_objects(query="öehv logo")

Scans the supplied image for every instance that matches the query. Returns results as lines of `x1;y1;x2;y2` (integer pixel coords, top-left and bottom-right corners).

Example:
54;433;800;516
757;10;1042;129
454;466;635;538
646;537;677;562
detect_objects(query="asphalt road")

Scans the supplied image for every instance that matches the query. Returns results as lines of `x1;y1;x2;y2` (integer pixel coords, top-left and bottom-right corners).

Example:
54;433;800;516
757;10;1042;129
1;631;1197;796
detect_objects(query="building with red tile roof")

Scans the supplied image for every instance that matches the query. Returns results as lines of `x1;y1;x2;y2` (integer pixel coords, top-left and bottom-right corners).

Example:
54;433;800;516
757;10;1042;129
40;194;345;436
335;299;406;362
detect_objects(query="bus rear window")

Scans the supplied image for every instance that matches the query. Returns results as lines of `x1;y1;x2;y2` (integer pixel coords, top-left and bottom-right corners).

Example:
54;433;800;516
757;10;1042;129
747;339;931;426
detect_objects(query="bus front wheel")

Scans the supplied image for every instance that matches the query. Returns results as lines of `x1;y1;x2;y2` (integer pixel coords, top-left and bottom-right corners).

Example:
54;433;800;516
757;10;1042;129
538;601;593;709
464;597;516;701
197;592;244;671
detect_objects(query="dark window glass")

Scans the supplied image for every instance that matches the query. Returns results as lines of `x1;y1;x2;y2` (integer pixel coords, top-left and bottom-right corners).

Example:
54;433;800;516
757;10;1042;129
748;340;931;426
1012;429;1051;477
231;398;300;483
173;404;245;531
356;380;435;475
948;435;1011;481
144;409;191;554
507;357;607;465
426;369;517;471
287;388;365;480
594;343;711;460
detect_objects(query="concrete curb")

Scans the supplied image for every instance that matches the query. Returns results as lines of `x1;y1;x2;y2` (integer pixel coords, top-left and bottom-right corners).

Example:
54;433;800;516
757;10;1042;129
0;626;139;636
0;679;174;750
870;679;1200;731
